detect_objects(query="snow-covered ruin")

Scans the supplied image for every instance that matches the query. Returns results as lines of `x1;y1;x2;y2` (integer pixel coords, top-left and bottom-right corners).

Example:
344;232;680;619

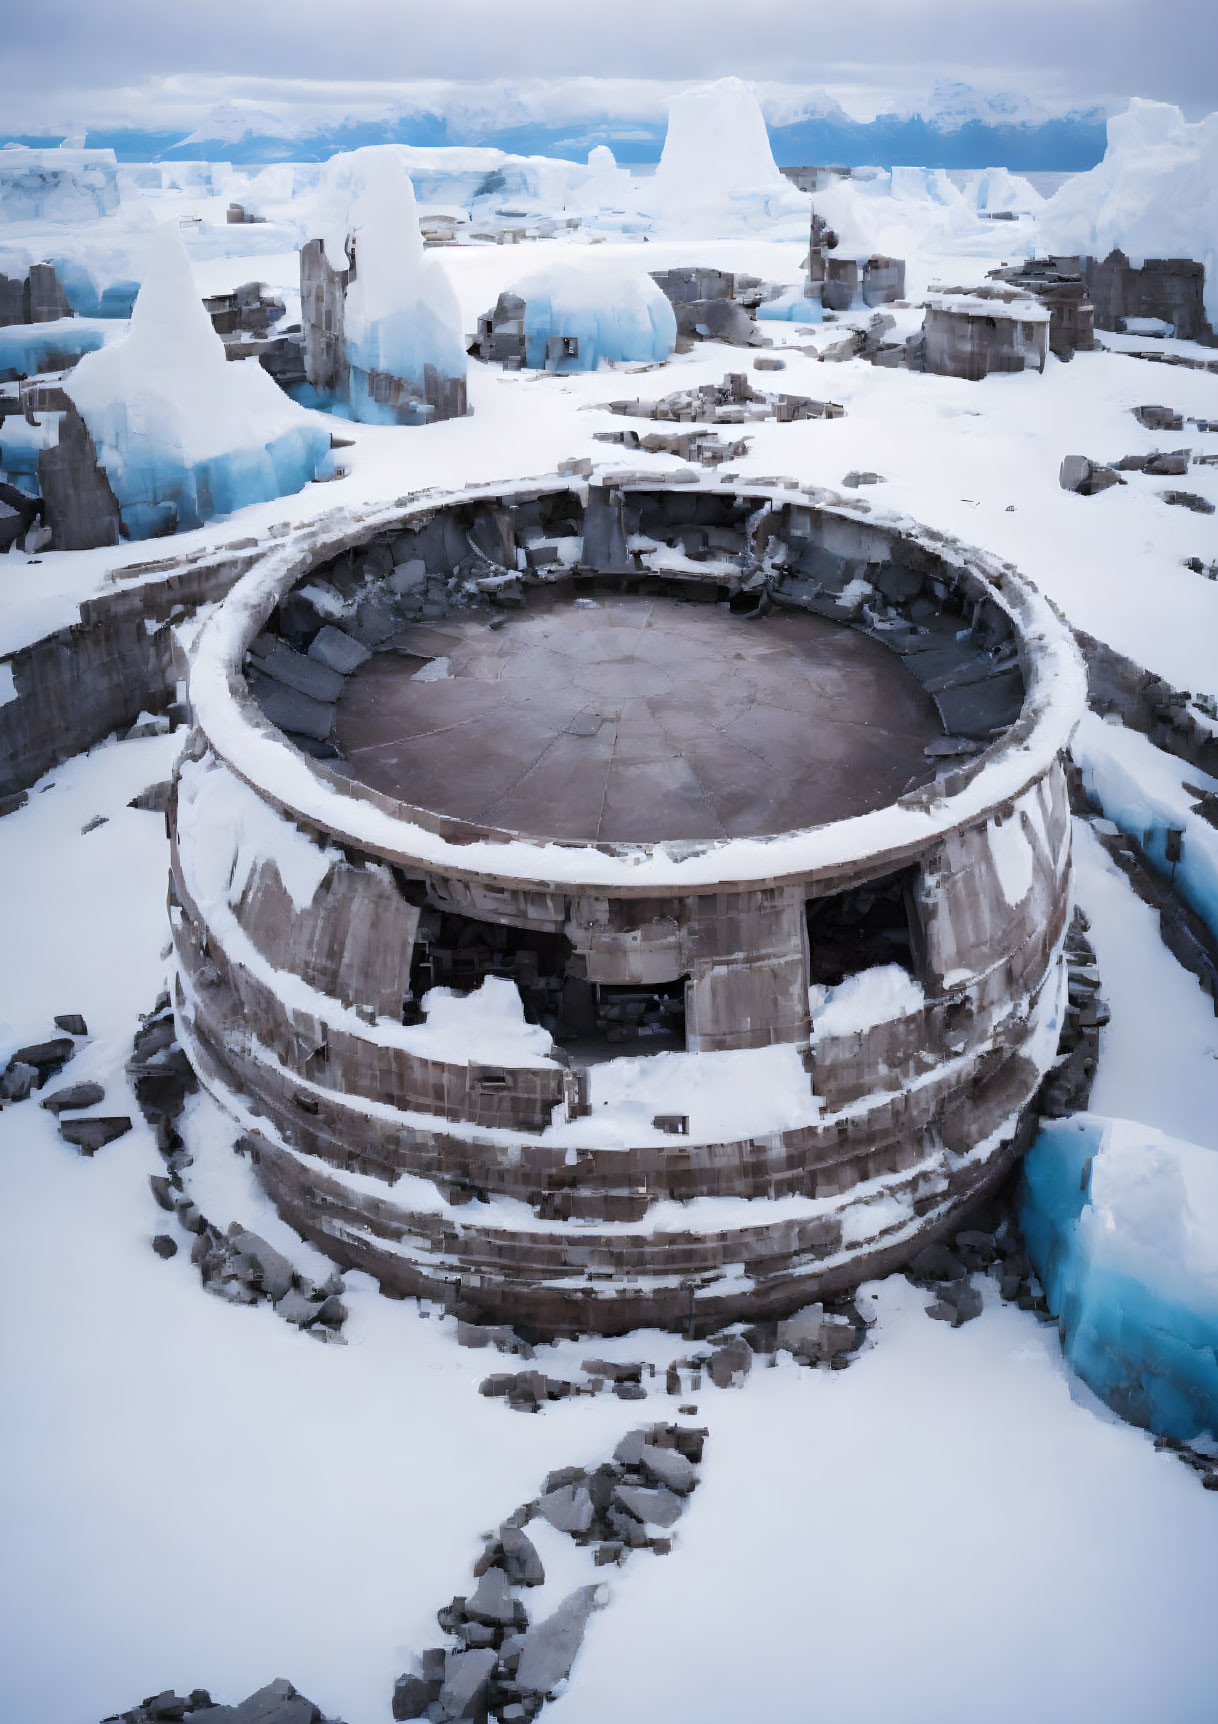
166;479;1082;1333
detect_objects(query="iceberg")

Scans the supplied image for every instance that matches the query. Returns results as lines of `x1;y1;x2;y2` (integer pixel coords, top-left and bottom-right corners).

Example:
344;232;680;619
1021;1114;1218;1439
1037;100;1218;326
66;221;333;539
964;166;1045;217
645;77;808;234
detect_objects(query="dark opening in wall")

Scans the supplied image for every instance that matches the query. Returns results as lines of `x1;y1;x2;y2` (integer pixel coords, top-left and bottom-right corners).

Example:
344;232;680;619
407;908;569;1024
560;977;688;1068
405;905;688;1061
805;867;921;987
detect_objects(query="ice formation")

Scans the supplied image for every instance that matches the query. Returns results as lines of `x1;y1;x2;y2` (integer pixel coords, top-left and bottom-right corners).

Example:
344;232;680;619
1038;100;1218;323
757;286;824;324
0;317;119;382
964;166;1044;216
0;146;127;224
646;78;807;233
508;258;676;370
1021;1114;1218;1439
313;146;466;423
66;222;332;538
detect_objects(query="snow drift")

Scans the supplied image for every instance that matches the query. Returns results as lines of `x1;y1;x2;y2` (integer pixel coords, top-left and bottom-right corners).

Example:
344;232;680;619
66;222;332;539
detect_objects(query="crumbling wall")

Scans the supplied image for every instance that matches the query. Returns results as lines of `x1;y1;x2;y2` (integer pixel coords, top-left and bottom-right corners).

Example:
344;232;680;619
299;237;349;398
1084;251;1214;344
0;549;255;801
36;402;122;551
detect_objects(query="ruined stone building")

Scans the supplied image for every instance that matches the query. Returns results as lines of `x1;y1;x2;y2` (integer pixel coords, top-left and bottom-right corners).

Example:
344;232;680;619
168;476;1083;1336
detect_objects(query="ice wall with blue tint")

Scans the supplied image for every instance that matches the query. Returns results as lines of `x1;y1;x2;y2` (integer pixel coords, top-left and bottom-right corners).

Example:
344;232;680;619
0;147;124;223
51;255;141;320
313;146;466;423
757;287;824;324
1074;708;1218;950
511;261;676;372
0;317;120;382
66;221;332;540
1021;1114;1218;1439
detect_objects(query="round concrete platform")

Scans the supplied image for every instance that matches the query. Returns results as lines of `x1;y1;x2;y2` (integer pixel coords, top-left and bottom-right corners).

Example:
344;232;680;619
334;593;945;843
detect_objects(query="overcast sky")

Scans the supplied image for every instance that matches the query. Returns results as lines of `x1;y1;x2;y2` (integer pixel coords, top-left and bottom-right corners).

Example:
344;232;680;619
4;0;1216;133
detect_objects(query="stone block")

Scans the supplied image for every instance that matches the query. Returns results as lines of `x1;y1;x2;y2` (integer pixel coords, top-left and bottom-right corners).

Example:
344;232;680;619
515;1586;602;1697
248;638;346;704
307;626;370;675
246;673;336;743
58;1115;132;1154
40;1080;105;1113
437;1649;497;1721
537;1484;594;1535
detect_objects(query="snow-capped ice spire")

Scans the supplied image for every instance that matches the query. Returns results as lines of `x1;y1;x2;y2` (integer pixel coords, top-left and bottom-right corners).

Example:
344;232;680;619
66;219;332;538
647;76;806;233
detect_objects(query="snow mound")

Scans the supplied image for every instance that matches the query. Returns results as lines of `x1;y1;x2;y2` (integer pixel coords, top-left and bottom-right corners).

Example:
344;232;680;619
66;221;332;538
410;976;557;1068
508;258;676;370
646;77;807;234
1037;99;1218;324
314;146;466;423
571;1042;822;1148
1021;1114;1218;1439
809;964;926;1037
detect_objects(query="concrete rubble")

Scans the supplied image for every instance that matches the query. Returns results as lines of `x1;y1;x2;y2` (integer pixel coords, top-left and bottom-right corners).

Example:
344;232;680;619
601;371;845;426
393;1422;704;1721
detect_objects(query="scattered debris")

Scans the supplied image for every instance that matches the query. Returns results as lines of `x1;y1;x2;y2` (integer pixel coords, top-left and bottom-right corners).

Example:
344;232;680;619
127;994;348;1340
593;427;749;467
58;1115;133;1154
601;371;844;426
394;1423;705;1721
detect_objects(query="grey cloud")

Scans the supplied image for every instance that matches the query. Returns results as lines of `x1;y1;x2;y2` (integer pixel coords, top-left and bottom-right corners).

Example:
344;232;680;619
3;0;1215;122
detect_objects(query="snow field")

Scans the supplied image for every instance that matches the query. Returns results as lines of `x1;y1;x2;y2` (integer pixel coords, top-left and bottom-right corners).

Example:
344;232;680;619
2;731;1218;1723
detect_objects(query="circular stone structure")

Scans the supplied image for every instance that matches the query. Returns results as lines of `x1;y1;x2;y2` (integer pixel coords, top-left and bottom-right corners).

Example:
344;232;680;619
171;477;1085;1335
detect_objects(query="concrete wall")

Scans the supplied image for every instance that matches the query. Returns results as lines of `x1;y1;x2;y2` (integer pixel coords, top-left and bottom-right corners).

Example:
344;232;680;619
0;548;255;801
1085;251;1213;344
923;306;1049;382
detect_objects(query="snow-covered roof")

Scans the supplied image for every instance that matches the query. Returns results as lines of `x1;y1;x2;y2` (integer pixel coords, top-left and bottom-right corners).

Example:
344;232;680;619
923;291;1051;323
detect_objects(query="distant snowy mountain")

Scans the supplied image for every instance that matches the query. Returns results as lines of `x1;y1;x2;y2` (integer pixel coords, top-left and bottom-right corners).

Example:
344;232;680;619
891;78;1108;134
0;82;1111;171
